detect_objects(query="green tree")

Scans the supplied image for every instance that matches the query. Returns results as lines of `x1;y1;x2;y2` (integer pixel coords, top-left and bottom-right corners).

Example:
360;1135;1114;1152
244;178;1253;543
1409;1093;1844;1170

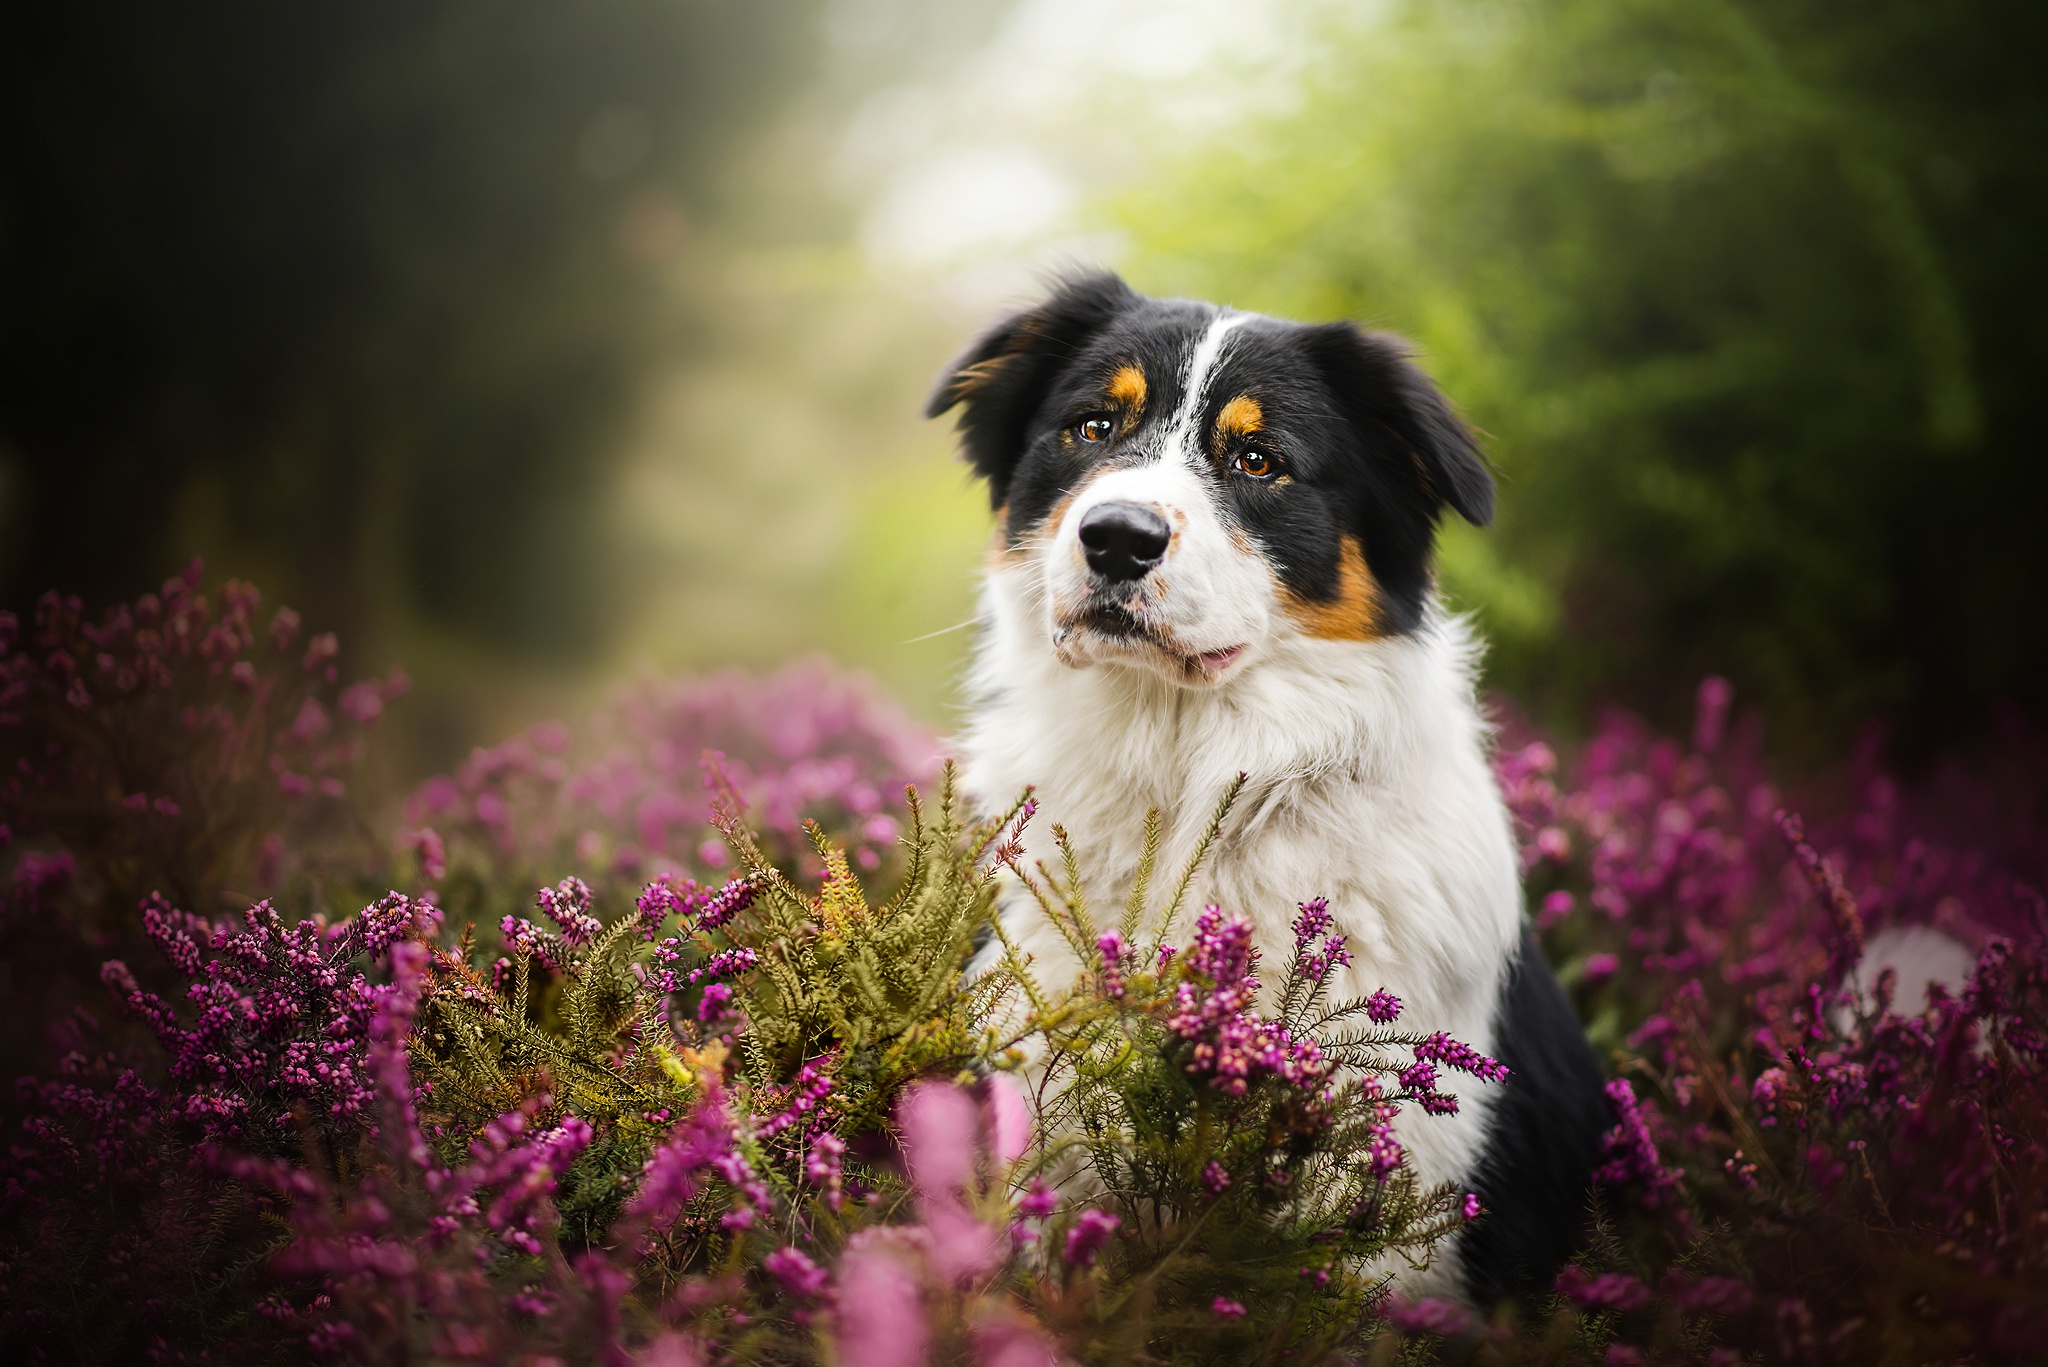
1122;0;2048;756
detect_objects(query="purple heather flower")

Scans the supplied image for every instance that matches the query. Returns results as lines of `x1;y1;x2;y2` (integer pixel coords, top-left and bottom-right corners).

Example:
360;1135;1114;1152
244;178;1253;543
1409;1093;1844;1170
1537;890;1576;930
1385;1296;1472;1337
626;1104;734;1245
535;876;601;947
982;1073;1032;1165
1414;1032;1509;1084
1555;1265;1651;1312
1462;1192;1483;1221
763;1246;831;1299
1211;1297;1247;1319
1595;1078;1679;1206
1673;1274;1754;1315
1364;989;1403;1024
1062;1209;1119;1269
1291;896;1333;947
696;983;734;1023
1096;929;1128;999
899;1080;979;1201
970;1312;1062;1367
805;1132;846;1212
1692;674;1734;755
1017;1178;1058;1220
1201;1161;1231;1197
410;827;447;881
922;1198;1002;1286
757;1056;834;1138
834;1239;930;1367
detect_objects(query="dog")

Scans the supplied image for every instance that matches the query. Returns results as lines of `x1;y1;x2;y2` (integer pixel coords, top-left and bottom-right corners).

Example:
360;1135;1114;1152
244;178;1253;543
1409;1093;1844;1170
927;272;1610;1303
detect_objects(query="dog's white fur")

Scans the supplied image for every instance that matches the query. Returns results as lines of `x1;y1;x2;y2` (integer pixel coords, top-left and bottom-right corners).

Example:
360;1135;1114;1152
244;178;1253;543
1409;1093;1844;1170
956;315;1523;1286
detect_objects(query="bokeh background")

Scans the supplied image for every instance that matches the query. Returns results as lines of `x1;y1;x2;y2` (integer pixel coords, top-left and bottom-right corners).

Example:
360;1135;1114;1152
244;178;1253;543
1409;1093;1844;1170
4;0;2042;779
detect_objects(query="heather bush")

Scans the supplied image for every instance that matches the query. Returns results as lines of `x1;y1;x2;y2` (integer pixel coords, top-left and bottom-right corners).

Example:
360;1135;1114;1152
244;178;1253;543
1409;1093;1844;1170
403;660;941;940
5;570;2046;1365
0;563;406;1089
1461;681;2048;1363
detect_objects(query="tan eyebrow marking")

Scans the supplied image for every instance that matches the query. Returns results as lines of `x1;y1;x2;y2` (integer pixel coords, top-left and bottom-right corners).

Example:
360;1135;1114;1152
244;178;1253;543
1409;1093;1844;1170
1283;535;1383;641
1106;364;1147;412
1215;393;1263;440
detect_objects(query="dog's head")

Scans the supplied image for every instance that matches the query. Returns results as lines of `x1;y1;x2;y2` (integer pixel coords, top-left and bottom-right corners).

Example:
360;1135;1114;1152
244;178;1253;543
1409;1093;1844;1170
928;272;1493;686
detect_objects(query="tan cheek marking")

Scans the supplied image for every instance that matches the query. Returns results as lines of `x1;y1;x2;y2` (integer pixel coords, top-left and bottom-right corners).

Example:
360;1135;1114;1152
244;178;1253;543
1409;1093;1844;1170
1283;534;1383;641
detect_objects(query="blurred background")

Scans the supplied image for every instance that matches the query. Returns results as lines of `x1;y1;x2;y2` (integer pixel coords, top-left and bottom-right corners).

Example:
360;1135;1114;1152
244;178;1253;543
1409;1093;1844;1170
3;0;2042;778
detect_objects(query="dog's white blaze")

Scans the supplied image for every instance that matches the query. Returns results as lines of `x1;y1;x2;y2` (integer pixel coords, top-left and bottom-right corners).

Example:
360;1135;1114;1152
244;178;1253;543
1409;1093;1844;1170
1162;312;1251;470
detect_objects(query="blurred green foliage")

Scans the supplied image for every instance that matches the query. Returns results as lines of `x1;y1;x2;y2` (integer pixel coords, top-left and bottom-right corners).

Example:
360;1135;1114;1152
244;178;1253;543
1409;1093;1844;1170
0;0;816;668
1122;0;2048;757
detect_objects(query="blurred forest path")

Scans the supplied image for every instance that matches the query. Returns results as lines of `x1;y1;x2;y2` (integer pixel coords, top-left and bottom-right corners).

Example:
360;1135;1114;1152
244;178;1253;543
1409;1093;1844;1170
4;0;2042;779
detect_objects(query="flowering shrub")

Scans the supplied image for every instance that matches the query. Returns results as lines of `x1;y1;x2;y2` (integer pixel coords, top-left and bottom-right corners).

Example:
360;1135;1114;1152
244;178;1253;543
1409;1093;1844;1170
3;570;2045;1365
0;562;405;1137
404;659;941;937
1462;681;2048;1362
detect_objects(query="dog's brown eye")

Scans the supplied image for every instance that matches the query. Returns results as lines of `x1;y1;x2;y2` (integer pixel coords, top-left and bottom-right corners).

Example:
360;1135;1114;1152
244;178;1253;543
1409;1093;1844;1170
1076;416;1114;444
1233;450;1277;479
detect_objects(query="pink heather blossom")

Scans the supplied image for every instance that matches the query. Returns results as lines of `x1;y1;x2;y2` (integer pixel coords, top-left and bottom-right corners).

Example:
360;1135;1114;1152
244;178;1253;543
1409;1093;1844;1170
1017;1179;1058;1220
1693;675;1734;754
1062;1209;1119;1268
411;827;448;881
1413;1032;1510;1084
402;661;939;889
1211;1297;1247;1319
755;1055;834;1138
833;1239;930;1367
898;1080;980;1200
969;1310;1061;1367
1673;1275;1754;1316
763;1246;831;1299
1166;905;1330;1097
805;1132;846;1212
981;1073;1033;1165
922;1198;1002;1286
1364;989;1403;1023
1595;1078;1679;1205
1201;1161;1230;1197
1555;1265;1652;1312
1385;1296;1472;1337
1096;929;1128;999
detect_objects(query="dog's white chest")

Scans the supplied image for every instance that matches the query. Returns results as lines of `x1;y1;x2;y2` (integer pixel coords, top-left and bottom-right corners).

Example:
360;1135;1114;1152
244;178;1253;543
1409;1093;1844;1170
958;590;1524;1234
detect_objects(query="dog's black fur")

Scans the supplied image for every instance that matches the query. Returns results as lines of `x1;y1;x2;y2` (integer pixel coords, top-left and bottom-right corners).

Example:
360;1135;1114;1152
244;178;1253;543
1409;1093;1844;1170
1466;933;1611;1300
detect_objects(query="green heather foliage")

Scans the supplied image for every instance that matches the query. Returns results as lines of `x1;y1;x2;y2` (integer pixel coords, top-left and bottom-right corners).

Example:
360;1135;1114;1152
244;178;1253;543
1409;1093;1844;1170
1121;0;2048;751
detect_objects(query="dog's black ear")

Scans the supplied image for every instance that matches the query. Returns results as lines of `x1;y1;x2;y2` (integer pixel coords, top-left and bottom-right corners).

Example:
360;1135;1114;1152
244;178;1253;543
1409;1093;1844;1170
1301;322;1494;527
926;271;1138;508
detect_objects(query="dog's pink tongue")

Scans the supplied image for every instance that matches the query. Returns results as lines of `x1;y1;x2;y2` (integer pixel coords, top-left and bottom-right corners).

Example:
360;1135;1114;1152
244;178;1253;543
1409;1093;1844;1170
1199;645;1244;673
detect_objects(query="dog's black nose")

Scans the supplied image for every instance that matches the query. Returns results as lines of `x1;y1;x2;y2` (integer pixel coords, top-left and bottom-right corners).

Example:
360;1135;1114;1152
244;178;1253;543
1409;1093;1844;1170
1078;502;1172;583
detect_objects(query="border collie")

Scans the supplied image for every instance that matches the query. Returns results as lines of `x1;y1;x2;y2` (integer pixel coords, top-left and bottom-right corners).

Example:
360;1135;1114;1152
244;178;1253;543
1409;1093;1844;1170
927;272;1609;1303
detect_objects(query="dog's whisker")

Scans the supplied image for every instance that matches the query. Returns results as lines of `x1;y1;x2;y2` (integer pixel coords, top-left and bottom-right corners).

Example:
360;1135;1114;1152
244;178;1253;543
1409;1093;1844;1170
902;618;978;645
